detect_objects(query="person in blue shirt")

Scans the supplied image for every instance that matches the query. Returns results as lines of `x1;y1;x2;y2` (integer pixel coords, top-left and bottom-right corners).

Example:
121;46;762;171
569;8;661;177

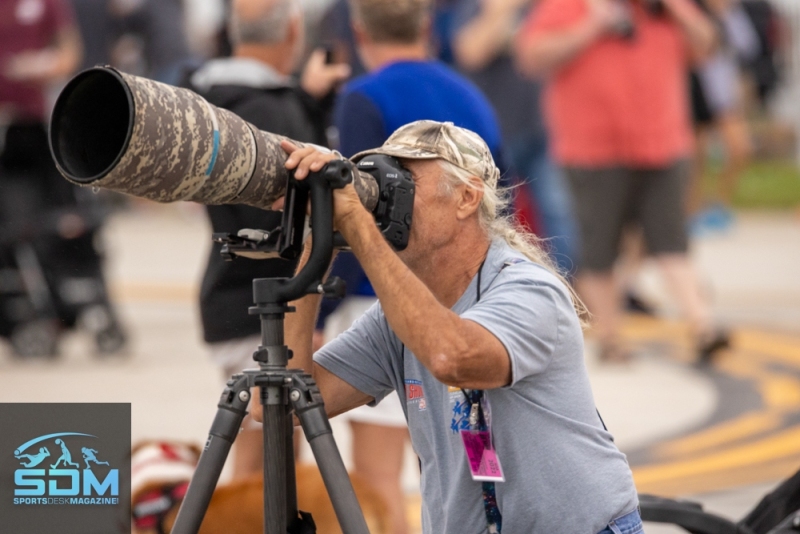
317;0;505;531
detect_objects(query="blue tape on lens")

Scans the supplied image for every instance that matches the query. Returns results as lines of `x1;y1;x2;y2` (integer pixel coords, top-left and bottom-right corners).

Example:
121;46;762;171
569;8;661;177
205;130;220;176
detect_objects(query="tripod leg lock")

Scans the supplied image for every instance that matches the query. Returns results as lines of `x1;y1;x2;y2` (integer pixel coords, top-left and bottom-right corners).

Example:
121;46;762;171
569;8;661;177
289;374;332;441
209;374;251;443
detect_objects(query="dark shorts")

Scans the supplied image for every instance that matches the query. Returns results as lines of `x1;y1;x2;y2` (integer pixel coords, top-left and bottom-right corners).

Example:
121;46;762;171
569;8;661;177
566;161;690;272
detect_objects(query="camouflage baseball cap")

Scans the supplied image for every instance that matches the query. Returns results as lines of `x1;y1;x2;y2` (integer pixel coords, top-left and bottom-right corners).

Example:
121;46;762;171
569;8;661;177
351;120;500;187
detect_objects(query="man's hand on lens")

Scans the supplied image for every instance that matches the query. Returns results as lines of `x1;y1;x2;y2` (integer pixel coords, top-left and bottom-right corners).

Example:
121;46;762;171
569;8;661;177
280;141;366;232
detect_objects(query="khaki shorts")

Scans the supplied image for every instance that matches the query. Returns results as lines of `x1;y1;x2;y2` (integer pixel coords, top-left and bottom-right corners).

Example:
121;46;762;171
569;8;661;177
566;161;690;272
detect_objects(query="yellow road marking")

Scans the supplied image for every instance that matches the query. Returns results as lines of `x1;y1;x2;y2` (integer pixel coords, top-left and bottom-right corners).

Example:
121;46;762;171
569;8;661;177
619;318;800;495
652;411;783;460
636;455;800;496
736;328;800;369
634;425;800;489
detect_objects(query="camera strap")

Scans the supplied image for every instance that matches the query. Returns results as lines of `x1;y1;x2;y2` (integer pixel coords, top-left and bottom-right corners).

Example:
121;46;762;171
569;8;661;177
459;257;503;533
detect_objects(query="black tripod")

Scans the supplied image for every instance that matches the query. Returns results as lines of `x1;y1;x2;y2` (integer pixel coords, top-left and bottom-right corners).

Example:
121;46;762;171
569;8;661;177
171;161;371;534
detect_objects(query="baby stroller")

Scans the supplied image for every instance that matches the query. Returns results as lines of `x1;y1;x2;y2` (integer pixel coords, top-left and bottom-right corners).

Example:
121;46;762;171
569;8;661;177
0;123;126;357
640;467;800;533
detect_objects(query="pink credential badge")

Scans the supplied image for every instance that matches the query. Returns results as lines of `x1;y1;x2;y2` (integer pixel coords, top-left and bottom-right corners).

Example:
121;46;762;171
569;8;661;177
460;430;505;482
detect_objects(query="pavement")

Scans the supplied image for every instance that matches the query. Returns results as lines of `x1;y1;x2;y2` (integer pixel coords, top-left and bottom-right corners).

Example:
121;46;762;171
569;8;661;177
0;204;799;533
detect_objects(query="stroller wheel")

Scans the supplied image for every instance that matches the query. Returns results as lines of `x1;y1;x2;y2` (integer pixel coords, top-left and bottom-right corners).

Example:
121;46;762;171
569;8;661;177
77;305;128;356
95;325;127;356
10;320;59;358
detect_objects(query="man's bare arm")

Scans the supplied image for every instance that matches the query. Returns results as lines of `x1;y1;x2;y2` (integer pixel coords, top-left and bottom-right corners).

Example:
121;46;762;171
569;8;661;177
339;209;512;390
661;0;717;62
282;144;512;389
452;0;528;72
4;28;82;84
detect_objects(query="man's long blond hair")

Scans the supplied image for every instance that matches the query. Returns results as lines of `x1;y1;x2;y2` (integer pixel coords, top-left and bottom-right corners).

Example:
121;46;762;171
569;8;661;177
437;160;588;320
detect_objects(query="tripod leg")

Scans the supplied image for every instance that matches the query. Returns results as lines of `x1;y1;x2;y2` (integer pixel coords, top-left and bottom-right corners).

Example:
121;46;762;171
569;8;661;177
286;412;298;523
171;375;250;534
262;388;294;534
291;374;371;534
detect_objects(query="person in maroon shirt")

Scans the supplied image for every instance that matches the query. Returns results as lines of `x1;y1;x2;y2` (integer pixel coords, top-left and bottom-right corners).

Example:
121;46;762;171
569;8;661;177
0;0;82;123
1;0;125;357
1;0;83;243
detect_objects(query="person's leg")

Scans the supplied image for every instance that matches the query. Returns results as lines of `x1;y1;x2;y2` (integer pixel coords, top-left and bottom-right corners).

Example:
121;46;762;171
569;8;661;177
231;424;264;479
614;227;656;315
576;271;623;355
565;167;632;360
350;421;410;534
653;253;712;336
637;161;727;361
690;126;711;216
716;112;752;207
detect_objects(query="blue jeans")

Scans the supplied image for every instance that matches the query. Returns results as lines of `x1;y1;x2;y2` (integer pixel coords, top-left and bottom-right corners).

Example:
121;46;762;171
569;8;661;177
507;132;580;275
597;509;645;534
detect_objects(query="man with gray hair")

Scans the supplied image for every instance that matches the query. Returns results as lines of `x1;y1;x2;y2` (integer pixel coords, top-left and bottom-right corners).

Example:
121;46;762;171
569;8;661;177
187;0;350;480
253;121;642;533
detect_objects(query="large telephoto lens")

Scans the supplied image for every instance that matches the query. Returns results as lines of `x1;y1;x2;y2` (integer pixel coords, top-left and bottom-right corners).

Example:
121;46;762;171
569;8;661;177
50;67;378;211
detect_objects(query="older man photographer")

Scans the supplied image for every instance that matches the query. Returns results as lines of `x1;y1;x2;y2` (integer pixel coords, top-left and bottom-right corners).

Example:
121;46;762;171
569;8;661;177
253;120;641;533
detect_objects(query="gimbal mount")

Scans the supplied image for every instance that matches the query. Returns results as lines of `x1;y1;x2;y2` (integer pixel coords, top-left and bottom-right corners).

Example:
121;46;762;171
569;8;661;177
171;160;371;534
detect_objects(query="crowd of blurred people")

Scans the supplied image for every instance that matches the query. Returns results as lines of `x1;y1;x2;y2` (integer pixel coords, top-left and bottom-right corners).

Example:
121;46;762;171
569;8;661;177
0;0;788;531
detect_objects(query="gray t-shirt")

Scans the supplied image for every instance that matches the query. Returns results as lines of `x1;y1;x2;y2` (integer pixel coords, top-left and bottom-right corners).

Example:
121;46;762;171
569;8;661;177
315;240;639;533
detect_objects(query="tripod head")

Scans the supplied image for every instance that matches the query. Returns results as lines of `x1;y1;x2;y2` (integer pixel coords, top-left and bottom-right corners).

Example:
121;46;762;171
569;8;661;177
213;153;414;309
250;159;353;308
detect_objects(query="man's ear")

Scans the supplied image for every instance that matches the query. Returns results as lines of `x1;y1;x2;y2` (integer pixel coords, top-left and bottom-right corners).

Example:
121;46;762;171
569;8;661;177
455;178;484;220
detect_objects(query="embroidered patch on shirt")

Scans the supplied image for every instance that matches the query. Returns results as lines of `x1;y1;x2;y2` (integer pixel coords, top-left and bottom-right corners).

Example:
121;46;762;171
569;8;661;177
450;397;471;434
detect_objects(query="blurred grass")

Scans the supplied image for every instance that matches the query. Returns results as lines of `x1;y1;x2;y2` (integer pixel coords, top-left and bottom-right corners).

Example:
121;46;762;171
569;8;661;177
704;159;800;209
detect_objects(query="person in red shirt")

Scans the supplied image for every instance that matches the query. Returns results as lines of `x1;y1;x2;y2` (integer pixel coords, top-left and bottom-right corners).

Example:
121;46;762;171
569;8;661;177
515;0;729;364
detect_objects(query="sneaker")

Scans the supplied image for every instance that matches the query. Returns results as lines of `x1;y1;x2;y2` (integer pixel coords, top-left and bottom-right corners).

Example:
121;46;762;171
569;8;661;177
625;292;656;316
705;204;735;232
690;205;735;237
696;329;731;366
